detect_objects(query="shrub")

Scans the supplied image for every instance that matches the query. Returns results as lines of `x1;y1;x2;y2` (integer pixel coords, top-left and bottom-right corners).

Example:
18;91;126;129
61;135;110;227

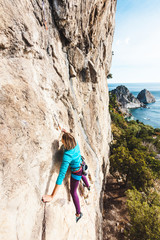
126;189;160;240
110;147;153;190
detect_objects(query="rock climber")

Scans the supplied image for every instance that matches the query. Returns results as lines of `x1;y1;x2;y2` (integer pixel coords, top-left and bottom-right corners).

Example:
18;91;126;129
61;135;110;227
42;129;90;223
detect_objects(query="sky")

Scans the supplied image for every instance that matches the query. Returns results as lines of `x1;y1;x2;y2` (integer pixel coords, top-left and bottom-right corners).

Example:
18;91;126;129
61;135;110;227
109;0;160;83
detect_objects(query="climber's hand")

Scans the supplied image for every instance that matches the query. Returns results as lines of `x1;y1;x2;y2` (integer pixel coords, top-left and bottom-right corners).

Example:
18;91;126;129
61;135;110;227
42;195;53;203
61;128;67;133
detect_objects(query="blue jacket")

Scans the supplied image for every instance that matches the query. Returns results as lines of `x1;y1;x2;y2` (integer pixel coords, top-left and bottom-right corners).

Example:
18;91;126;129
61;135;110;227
56;143;82;185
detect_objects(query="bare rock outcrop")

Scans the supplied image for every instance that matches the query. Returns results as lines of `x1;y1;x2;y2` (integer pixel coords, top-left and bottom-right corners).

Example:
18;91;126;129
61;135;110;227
111;85;143;109
137;89;156;104
0;0;117;240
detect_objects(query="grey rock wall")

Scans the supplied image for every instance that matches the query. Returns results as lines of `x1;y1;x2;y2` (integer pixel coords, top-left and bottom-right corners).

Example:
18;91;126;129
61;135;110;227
0;0;116;239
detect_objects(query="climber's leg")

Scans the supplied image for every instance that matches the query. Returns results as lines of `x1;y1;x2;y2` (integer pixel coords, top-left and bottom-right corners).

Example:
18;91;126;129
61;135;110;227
81;175;90;188
70;177;81;215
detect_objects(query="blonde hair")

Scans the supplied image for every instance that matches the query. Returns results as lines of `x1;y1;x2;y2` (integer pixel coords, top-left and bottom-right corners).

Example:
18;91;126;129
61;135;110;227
62;132;76;150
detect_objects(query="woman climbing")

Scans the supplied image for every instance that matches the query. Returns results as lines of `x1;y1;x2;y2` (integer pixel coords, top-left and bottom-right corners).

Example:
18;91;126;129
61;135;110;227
42;129;90;223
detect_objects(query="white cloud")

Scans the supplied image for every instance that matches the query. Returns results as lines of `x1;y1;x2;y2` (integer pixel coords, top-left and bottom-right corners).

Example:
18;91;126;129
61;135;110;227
124;37;130;44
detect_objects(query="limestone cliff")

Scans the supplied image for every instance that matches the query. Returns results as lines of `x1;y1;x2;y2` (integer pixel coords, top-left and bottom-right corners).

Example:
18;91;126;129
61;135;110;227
0;1;116;239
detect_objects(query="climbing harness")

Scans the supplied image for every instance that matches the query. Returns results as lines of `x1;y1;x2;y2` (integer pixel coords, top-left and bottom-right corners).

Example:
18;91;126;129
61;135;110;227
42;0;48;30
71;156;89;175
72;165;82;174
81;156;88;176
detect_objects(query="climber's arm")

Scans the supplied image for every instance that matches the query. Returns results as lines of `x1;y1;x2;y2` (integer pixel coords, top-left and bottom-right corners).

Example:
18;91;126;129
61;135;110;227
51;184;60;198
42;154;70;203
42;184;60;203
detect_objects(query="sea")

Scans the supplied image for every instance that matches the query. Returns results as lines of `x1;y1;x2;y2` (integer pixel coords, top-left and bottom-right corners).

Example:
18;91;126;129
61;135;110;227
108;82;160;129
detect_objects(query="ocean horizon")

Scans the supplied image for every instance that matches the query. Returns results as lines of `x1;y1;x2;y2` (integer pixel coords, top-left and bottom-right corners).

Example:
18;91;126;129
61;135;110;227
108;82;160;129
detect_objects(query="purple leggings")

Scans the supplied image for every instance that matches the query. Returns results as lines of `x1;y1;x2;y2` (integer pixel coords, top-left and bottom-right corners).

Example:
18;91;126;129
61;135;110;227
70;169;89;214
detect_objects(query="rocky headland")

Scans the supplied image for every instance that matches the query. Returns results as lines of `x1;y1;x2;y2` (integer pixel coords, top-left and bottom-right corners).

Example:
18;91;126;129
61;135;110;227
110;85;156;117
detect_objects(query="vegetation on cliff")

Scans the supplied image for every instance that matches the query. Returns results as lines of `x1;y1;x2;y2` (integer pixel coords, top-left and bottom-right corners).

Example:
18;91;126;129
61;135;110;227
109;92;160;240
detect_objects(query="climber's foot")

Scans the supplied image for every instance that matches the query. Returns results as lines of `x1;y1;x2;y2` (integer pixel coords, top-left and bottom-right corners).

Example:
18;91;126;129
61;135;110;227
76;212;83;223
83;183;91;191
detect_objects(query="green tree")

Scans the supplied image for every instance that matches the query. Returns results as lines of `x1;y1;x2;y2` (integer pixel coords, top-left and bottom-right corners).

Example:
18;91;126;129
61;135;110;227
109;91;160;239
110;147;153;190
130;149;153;190
110;146;136;184
126;189;160;240
107;73;113;79
146;155;160;178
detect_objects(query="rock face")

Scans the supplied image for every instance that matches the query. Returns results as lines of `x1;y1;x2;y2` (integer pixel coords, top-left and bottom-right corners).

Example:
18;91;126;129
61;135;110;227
111;85;142;109
137;89;156;104
0;1;116;240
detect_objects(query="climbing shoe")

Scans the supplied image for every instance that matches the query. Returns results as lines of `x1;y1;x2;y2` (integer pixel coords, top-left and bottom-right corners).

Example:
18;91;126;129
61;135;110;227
82;183;91;191
76;212;83;223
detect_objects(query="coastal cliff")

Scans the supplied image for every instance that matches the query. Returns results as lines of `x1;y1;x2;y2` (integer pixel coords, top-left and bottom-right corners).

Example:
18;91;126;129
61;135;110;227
110;85;156;120
0;1;117;240
111;85;143;109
